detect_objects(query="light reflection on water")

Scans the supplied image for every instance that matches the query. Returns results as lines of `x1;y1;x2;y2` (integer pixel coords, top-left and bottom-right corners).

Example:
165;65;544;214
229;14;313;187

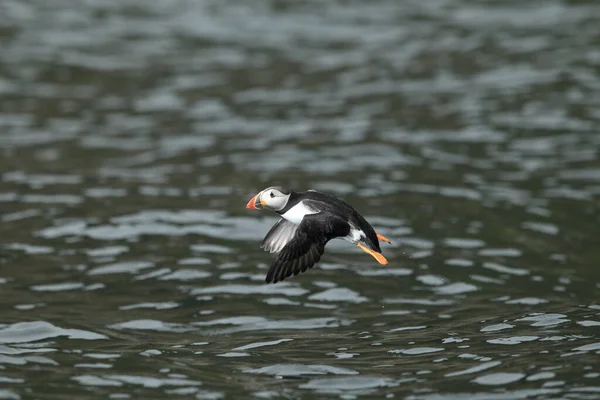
1;0;600;398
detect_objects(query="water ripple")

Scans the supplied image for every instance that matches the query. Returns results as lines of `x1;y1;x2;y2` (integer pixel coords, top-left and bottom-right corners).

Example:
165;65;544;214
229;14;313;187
473;372;526;386
244;364;358;377
0;322;107;343
1;0;599;398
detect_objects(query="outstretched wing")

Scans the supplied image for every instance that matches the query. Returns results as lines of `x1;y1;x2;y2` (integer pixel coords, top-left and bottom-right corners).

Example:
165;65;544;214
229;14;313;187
265;213;350;283
261;218;298;253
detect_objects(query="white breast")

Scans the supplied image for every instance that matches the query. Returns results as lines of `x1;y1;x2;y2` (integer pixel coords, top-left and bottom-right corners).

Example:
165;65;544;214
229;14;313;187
281;201;317;225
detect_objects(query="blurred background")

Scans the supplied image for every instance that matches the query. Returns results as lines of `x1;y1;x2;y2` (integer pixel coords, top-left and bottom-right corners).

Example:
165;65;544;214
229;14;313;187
1;0;599;398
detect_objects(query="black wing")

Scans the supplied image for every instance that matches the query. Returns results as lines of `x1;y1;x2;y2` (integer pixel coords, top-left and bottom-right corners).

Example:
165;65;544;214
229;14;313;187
265;212;350;283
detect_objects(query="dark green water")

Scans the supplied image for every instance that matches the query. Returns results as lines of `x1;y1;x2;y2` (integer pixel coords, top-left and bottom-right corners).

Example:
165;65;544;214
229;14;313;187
1;0;599;399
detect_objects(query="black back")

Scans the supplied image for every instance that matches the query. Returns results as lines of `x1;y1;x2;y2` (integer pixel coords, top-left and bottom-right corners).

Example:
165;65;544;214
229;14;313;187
279;190;381;252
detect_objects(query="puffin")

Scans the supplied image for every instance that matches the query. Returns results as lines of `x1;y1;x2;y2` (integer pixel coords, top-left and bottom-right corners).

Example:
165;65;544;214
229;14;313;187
246;186;392;283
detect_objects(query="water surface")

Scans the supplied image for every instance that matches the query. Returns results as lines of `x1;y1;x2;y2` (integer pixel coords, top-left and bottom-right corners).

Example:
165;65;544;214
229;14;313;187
1;0;600;398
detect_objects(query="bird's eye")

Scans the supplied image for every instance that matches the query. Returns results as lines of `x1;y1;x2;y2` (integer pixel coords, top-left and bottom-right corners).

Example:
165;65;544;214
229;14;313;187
270;192;275;198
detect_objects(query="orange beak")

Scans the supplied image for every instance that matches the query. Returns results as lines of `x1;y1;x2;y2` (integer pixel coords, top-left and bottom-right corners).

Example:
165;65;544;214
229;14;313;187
246;192;265;209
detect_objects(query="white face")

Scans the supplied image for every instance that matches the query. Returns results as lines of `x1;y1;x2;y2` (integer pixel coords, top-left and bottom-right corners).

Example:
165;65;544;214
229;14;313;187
259;187;290;211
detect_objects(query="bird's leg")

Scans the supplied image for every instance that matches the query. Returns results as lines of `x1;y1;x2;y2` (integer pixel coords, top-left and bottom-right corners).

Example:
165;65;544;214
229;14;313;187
357;243;388;265
376;233;392;244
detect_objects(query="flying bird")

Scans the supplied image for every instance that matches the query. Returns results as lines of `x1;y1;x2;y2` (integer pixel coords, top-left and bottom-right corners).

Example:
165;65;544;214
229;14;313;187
246;186;391;283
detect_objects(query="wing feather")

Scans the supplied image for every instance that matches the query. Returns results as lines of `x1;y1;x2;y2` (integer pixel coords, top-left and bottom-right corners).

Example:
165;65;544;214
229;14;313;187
266;238;325;283
264;212;350;283
261;218;299;253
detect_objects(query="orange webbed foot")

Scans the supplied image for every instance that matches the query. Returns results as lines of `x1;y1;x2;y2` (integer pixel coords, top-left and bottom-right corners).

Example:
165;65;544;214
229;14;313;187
376;233;392;244
357;243;388;265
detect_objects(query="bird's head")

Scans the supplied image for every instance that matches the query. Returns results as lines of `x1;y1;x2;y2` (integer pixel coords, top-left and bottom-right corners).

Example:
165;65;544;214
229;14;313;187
246;186;291;211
